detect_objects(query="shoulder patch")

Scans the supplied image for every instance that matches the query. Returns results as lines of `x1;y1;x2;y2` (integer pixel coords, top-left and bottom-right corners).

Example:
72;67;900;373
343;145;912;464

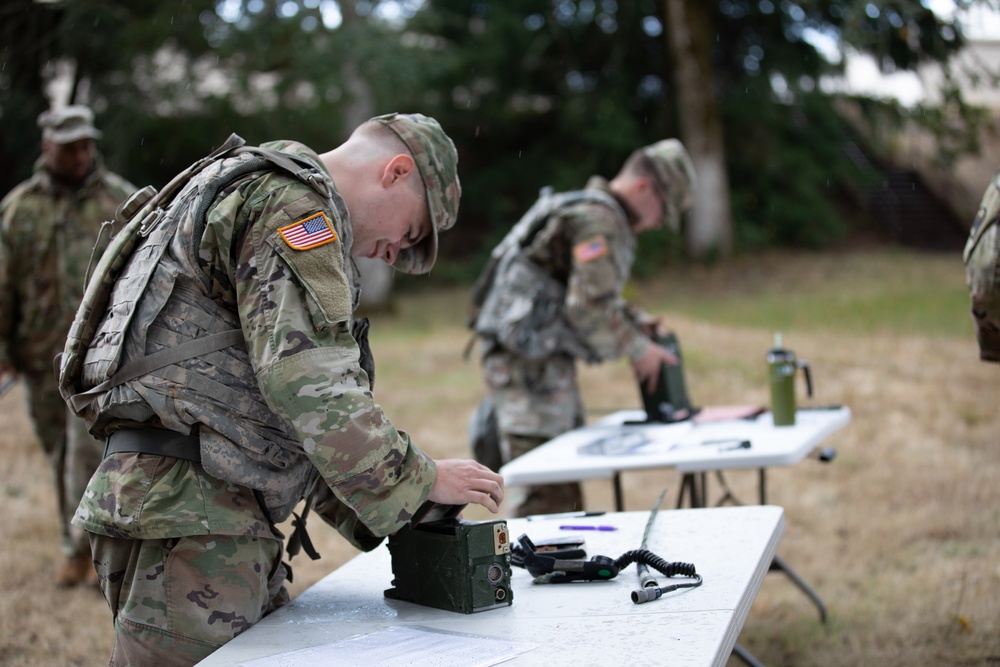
573;235;609;264
278;212;337;250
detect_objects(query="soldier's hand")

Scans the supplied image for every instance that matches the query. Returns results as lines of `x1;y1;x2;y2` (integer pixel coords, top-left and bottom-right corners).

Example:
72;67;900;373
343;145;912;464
429;459;505;514
639;315;667;339
631;342;678;393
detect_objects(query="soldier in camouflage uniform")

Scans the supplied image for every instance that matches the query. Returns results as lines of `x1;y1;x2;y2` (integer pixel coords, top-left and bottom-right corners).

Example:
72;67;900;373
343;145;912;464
471;140;696;517
965;167;1000;362
0;105;135;586
63;113;503;666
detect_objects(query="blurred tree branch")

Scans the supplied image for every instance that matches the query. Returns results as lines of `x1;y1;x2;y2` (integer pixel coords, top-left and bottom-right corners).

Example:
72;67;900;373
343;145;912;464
0;0;995;268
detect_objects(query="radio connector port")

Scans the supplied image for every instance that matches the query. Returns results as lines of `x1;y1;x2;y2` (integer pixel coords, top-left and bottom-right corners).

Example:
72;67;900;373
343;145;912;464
494;524;511;555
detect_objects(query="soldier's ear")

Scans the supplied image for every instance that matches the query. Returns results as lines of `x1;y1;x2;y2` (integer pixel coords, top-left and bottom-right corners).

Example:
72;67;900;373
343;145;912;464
380;154;416;188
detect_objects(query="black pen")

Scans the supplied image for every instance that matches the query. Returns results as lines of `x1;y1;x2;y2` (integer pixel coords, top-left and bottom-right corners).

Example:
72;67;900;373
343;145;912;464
526;510;607;521
700;439;751;450
722;440;751;451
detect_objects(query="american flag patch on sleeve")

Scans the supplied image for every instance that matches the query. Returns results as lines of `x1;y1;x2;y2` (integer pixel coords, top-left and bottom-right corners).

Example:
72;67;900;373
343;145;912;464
573;235;609;263
278;213;337;250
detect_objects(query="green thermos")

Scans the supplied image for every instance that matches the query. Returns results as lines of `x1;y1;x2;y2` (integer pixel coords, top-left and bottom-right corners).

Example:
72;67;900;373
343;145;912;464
767;333;812;426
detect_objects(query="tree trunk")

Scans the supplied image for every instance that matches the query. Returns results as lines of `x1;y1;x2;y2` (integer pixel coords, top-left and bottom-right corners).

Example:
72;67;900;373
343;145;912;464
665;0;733;259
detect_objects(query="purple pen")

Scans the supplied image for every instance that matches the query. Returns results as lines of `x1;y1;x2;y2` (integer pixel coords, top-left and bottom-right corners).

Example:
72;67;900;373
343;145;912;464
559;525;618;531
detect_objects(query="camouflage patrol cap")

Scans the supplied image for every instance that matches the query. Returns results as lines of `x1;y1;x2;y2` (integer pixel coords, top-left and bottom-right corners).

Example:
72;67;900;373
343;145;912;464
371;112;461;274
37;105;103;144
641;139;696;232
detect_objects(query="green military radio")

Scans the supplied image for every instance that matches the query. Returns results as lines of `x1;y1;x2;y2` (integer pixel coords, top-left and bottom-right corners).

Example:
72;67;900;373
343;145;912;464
640;331;697;422
384;502;513;614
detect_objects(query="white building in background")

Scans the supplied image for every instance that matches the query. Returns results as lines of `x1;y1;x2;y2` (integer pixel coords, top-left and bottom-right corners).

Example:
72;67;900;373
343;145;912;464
805;0;1000;224
908;33;1000;223
854;4;1000;224
920;38;1000;108
829;15;1000;224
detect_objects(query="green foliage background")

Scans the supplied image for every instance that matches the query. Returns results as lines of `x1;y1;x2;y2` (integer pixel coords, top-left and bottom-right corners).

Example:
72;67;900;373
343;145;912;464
0;0;988;282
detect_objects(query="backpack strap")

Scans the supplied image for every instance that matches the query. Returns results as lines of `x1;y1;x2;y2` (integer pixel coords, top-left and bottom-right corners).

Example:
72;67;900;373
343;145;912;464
65;135;339;412
67;329;244;414
466;187;624;346
235;146;333;199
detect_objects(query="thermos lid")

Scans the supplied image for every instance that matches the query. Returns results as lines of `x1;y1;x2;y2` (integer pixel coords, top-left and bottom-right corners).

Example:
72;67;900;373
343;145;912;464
767;348;795;362
767;332;794;362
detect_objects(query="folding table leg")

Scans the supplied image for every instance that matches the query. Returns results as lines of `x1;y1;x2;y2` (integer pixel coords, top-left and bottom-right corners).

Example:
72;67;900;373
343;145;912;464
732;642;767;667
675;473;703;508
612;473;625;511
770;554;828;623
675;474;691;508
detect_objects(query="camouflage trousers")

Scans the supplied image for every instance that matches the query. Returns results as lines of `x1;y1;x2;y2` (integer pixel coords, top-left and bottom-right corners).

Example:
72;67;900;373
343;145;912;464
23;371;103;557
482;351;584;517
505;433;584;517
91;532;289;667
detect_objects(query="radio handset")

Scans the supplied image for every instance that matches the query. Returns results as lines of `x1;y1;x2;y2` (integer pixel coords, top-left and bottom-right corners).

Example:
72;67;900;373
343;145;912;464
516;534;620;583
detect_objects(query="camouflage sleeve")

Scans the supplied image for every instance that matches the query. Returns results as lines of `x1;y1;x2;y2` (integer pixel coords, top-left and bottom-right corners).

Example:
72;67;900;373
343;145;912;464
0;192;21;368
624;302;657;330
223;176;436;538
561;205;649;362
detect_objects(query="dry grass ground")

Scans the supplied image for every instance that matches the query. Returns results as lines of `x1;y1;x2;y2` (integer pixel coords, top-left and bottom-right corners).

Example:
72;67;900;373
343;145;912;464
1;247;997;666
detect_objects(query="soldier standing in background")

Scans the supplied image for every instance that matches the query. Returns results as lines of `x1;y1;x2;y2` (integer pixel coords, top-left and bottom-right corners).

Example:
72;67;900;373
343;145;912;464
0;105;135;586
59;112;503;666
469;139;697;517
964;167;1000;362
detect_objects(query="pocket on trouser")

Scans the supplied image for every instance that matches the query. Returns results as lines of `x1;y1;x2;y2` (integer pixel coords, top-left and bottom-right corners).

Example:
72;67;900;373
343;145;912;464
491;357;581;440
112;616;217;667
113;534;284;666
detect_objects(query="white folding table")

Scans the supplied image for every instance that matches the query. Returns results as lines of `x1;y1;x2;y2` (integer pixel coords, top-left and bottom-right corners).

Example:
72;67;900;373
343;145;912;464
500;406;850;627
196;506;785;667
501;406;850;511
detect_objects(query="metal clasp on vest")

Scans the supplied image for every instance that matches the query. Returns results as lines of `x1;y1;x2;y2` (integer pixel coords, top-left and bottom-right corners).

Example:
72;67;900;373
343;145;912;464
305;172;333;199
138;208;166;237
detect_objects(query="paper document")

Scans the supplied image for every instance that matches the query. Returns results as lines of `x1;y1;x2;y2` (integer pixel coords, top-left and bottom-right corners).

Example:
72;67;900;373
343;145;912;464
692;405;765;423
578;430;655;456
237;625;538;667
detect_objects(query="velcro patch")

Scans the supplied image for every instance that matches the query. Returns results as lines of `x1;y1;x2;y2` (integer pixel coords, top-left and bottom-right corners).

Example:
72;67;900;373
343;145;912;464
278;212;337;250
573;236;609;263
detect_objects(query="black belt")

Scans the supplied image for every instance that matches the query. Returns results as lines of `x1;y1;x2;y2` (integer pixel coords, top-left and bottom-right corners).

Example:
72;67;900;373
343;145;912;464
104;428;201;463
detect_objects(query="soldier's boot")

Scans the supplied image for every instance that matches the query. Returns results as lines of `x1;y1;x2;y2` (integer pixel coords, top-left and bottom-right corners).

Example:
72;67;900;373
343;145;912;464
55;552;96;588
514;482;584;518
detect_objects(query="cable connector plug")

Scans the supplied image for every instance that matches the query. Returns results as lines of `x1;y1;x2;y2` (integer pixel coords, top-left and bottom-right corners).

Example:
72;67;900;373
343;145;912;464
631;584;681;604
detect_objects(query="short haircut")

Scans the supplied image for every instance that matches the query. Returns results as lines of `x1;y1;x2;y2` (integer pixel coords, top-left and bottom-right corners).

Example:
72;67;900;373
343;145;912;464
354;119;411;158
618;149;657;181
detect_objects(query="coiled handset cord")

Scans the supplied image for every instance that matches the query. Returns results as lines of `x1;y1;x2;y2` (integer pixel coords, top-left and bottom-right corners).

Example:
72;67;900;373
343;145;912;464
630;486;703;604
613;549;703;603
514;486;703;603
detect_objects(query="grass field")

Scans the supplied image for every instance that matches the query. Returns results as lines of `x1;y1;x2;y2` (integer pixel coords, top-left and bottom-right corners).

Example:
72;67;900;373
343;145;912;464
1;247;997;666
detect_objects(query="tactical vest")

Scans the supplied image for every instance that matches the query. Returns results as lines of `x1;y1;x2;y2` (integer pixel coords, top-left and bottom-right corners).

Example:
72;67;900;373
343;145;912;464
469;188;626;362
58;134;359;523
964;172;1000;293
964;170;1000;361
